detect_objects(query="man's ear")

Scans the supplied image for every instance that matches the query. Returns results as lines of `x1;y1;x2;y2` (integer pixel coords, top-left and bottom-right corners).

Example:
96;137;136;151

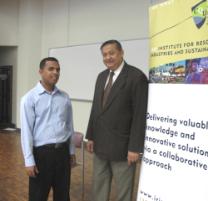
39;69;42;75
121;49;124;57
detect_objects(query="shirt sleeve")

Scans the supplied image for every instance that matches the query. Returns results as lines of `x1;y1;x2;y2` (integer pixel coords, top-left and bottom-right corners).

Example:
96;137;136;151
67;96;75;155
20;95;36;167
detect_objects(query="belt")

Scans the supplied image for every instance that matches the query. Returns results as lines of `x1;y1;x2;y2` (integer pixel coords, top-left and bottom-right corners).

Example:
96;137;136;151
34;141;69;150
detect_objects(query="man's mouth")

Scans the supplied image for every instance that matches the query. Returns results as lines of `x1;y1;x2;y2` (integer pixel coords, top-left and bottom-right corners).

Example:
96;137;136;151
106;61;114;65
51;76;58;81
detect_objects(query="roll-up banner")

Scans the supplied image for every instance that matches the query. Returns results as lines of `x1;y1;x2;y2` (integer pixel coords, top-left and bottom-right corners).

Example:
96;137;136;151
137;0;208;201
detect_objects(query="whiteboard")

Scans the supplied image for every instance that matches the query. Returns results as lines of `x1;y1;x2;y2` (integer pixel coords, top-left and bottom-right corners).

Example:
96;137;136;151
49;39;149;101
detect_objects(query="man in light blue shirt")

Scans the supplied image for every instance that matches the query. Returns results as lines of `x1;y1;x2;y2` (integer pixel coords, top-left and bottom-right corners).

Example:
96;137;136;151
21;57;75;201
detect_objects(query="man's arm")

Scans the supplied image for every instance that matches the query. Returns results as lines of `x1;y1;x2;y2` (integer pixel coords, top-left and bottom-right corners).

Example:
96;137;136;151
66;95;76;167
128;73;148;164
85;74;101;153
20;96;38;176
86;106;95;153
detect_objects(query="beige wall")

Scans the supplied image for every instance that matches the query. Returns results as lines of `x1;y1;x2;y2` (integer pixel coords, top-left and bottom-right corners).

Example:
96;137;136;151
41;0;69;57
0;0;19;46
0;0;156;134
40;0;150;134
16;0;43;127
68;0;149;45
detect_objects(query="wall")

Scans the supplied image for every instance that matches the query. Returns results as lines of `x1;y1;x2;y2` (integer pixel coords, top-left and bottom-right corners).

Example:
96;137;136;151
68;0;149;45
0;0;19;125
16;0;43;127
0;0;158;134
41;0;150;134
41;0;69;57
0;0;19;46
0;47;18;124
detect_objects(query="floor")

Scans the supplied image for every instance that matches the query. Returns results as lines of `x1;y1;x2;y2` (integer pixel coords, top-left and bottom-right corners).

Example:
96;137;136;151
0;130;141;201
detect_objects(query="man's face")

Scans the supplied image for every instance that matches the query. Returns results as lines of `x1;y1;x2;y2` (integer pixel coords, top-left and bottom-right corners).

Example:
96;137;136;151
101;44;124;71
39;61;60;86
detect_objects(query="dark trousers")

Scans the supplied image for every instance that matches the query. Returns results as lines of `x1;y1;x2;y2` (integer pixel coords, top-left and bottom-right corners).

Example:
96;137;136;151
29;144;71;201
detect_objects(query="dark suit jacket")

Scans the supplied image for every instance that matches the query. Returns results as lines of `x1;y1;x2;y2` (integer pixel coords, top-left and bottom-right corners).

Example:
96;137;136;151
86;62;148;161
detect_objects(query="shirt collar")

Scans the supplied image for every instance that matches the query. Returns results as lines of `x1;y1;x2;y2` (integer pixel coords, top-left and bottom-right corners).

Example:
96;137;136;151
111;60;124;76
36;81;60;95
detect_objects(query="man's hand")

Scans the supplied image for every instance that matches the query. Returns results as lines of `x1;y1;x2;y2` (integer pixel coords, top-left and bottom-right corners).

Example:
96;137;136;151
25;166;39;177
127;151;139;166
70;154;76;168
86;140;94;153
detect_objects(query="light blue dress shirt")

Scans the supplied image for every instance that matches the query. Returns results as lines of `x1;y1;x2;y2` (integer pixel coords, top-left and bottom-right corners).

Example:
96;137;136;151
21;82;75;167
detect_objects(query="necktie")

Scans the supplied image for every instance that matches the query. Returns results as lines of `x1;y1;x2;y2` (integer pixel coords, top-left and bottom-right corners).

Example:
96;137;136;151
102;71;114;108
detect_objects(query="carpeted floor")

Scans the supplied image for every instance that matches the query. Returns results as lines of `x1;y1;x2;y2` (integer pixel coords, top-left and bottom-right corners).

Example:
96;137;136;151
0;130;141;201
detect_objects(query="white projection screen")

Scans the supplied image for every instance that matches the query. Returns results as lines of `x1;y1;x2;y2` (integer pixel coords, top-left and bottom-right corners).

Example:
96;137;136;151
49;39;149;101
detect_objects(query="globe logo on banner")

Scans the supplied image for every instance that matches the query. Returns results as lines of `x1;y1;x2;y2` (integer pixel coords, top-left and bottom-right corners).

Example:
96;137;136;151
192;0;208;29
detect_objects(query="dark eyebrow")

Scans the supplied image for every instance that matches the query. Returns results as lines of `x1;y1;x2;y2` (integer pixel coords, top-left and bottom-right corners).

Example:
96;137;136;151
48;66;60;70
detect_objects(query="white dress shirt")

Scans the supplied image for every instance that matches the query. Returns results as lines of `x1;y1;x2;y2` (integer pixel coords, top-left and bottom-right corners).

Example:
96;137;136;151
104;60;124;88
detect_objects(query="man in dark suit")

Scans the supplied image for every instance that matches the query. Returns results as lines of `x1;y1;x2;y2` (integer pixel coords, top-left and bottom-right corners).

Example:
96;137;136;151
86;40;148;201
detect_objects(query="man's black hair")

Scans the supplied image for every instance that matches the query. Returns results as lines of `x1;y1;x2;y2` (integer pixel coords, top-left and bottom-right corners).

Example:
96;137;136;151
100;40;123;51
39;57;59;69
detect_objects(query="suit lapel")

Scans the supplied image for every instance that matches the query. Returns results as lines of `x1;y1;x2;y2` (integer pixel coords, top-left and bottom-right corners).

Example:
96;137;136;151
97;70;109;113
102;64;128;111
